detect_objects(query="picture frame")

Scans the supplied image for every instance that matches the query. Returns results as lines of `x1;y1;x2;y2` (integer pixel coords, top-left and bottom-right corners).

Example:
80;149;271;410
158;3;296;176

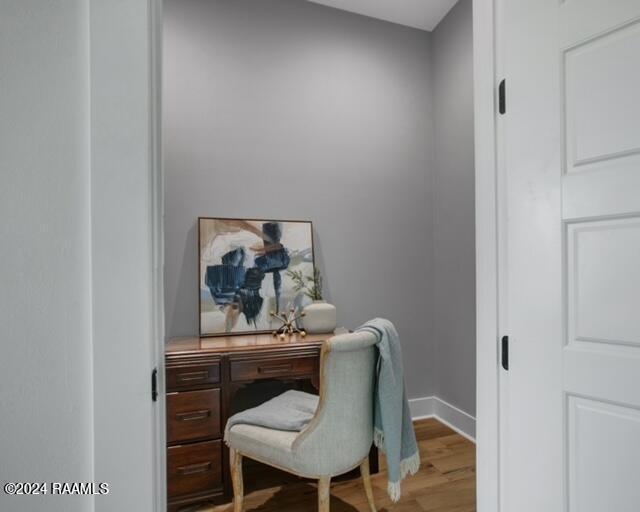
198;217;315;337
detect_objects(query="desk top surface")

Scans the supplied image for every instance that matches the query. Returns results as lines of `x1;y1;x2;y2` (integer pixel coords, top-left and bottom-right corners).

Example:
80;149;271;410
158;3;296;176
166;328;348;356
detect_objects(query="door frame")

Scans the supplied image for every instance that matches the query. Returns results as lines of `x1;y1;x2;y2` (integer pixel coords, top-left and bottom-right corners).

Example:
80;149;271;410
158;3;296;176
472;1;501;511
90;0;166;510
145;0;503;510
150;0;166;510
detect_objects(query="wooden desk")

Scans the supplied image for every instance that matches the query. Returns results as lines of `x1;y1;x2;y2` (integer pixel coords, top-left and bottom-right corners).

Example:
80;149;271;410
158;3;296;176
165;330;378;512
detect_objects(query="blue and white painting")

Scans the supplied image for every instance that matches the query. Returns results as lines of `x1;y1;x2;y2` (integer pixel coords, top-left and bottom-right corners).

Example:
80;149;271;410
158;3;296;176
199;218;314;336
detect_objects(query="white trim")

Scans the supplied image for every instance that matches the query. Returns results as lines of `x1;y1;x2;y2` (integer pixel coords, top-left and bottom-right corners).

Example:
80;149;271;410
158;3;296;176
408;396;436;420
90;1;163;509
149;0;166;511
409;396;477;443
432;398;476;443
473;0;501;511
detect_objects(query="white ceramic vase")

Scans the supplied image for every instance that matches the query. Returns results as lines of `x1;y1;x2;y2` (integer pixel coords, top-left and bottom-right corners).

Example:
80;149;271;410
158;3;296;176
302;300;337;334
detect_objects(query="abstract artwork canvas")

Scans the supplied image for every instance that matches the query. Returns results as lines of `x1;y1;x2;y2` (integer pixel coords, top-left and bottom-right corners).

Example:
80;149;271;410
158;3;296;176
199;217;315;337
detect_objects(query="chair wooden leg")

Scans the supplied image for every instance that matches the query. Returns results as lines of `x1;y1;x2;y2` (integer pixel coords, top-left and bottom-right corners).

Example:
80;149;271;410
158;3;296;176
318;475;331;512
360;457;377;512
230;448;244;512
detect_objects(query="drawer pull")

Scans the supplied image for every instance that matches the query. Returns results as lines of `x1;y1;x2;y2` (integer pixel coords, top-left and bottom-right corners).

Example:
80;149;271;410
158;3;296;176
258;363;293;375
177;371;209;383
176;410;211;422
177;461;212;476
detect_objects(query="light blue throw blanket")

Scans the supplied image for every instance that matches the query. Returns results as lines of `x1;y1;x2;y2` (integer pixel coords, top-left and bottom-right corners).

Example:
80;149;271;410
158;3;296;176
357;318;420;502
224;390;319;440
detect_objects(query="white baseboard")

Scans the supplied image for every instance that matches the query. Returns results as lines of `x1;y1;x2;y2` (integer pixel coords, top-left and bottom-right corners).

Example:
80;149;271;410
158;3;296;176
408;396;436;419
409;396;476;443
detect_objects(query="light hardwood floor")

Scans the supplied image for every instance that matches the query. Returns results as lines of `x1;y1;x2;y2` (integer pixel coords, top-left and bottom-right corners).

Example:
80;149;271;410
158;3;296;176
201;418;476;512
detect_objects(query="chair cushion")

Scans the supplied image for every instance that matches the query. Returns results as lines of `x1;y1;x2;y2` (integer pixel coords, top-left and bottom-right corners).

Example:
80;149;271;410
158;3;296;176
227;424;299;472
225;390;318;435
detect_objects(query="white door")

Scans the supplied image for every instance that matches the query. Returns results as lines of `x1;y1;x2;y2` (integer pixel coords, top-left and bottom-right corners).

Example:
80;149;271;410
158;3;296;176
500;1;640;511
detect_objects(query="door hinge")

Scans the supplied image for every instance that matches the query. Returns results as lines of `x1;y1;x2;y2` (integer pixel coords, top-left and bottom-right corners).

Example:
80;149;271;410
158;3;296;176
501;335;509;371
498;79;506;115
151;367;158;402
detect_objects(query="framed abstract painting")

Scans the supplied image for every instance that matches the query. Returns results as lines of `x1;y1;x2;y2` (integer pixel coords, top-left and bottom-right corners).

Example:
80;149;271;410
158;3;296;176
198;217;315;337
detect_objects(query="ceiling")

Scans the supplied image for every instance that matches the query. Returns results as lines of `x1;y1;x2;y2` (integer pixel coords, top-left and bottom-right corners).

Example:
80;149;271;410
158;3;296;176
307;0;459;32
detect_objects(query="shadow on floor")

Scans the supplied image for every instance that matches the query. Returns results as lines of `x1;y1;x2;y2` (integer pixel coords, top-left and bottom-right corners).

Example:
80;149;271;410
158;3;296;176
244;483;359;512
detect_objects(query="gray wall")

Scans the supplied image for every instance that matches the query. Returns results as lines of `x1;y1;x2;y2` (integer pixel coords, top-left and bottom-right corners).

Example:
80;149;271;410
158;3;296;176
0;2;93;511
431;0;476;416
163;0;436;398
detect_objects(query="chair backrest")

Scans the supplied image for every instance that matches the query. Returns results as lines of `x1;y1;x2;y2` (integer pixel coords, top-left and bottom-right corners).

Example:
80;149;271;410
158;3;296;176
292;331;378;477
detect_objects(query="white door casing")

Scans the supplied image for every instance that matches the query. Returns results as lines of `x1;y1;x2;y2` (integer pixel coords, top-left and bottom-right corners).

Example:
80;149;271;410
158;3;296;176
90;0;165;510
500;1;640;511
472;0;501;510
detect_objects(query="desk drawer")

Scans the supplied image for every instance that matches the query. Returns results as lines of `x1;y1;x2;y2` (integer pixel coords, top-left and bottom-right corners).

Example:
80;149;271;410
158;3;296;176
167;362;220;391
230;355;318;382
167;389;221;444
167;440;222;498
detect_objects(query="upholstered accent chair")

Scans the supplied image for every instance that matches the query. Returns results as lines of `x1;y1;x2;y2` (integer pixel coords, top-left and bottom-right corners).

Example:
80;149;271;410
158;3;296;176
227;331;379;512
